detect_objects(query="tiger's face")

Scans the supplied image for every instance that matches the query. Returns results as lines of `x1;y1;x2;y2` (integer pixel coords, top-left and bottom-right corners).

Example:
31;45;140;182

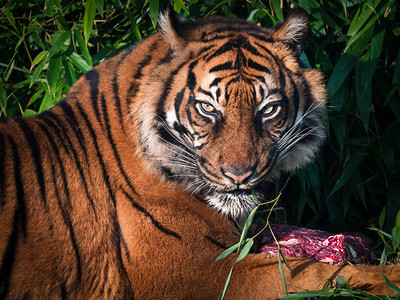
137;9;326;218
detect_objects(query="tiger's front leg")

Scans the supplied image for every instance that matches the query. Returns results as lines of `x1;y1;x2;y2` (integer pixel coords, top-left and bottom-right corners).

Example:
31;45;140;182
117;190;400;299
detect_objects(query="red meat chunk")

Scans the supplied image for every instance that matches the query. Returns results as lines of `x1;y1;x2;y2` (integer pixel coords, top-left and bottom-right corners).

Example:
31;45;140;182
255;222;376;265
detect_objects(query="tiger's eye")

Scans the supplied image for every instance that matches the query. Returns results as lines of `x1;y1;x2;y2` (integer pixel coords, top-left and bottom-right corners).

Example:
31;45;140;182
264;105;274;115
201;102;215;113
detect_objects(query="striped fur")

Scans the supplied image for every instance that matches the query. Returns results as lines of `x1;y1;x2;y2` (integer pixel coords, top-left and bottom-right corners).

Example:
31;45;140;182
0;8;398;299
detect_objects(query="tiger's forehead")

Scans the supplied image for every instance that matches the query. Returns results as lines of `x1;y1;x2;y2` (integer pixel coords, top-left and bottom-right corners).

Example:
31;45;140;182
196;71;273;108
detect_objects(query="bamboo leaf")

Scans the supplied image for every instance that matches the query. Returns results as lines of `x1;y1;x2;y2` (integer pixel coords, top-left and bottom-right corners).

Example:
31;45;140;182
215;242;240;262
344;0;392;53
395;209;400;227
73;29;92;66
392;226;400;249
84;0;96;43
235;239;254;262
379;207;386;228
30;59;46;87
47;54;62;91
270;0;283;22
149;0;159;28
297;0;337;29
32;50;48;66
327;51;358;100
382;273;400;294
67;51;91;73
0;87;7;115
220;266;234;300
23;109;37;117
238;206;258;249
277;249;288;295
346;3;374;37
328;149;367;198
95;0;104;17
49;31;70;58
62;59;78;86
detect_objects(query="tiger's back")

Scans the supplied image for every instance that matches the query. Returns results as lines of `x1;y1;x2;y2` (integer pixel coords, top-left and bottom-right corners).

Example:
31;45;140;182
1;8;399;299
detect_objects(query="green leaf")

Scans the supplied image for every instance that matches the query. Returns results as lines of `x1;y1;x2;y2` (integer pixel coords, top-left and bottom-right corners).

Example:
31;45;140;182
68;51;91;73
382;273;400;294
215;242;240;262
0;87;7;116
32;50;48;66
62;59;78;86
346;3;374;37
277;249;288;295
328;149;367;198
343;0;392;53
235;239;254;262
238;206;258;249
379;206;386;228
355;29;385;132
38;90;52;113
220;266;234;300
84;0;96;43
30;59;46;88
392;226;400;249
395;209;400;227
297;0;338;29
49;31;70;58
95;0;104;17
47;54;62;91
270;0;283;22
327;51;358;100
73;29;92;67
149;0;159;28
23;109;37;117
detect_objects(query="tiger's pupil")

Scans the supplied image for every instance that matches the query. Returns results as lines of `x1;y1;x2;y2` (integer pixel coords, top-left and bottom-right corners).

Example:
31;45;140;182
201;102;215;113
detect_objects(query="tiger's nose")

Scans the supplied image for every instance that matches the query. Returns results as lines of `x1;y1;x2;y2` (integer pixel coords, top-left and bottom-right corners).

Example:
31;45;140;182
222;167;254;184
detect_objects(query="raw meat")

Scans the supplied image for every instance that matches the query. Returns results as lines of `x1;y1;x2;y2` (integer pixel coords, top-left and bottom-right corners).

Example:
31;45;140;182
255;222;376;265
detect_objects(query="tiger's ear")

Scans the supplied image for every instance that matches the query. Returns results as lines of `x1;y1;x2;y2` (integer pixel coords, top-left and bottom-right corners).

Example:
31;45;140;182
272;8;309;57
160;8;195;53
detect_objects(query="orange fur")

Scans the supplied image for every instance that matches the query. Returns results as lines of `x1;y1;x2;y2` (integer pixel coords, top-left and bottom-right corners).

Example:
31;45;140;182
0;9;399;299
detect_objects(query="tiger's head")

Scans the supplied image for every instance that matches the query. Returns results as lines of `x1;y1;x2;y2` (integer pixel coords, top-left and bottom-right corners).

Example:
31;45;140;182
135;8;326;219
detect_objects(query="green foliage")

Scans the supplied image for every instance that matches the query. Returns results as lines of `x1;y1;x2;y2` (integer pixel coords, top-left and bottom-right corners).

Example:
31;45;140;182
1;0;399;254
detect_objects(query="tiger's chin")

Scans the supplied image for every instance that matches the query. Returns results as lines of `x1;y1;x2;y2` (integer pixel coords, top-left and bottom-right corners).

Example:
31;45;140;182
203;189;259;220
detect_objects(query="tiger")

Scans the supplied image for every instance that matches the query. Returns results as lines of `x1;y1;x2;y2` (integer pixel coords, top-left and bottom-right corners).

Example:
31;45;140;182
0;7;399;299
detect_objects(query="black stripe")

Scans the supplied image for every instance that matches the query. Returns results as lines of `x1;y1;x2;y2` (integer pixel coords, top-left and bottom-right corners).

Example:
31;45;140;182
17;119;47;206
85;70;102;128
121;188;182;240
41;113;96;216
49;157;83;281
247;58;270;74
173;88;186;126
187;61;197;91
204;236;228;249
61;281;68;300
197;87;213;99
100;94;137;195
113;216;133;295
37;122;71;207
201;33;235;42
209;62;233;73
112;47;135;129
206;40;237;62
75;102;114;203
120;231;131;263
74;101;134;293
156;61;187;121
0;136;27;299
58;103;98;215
